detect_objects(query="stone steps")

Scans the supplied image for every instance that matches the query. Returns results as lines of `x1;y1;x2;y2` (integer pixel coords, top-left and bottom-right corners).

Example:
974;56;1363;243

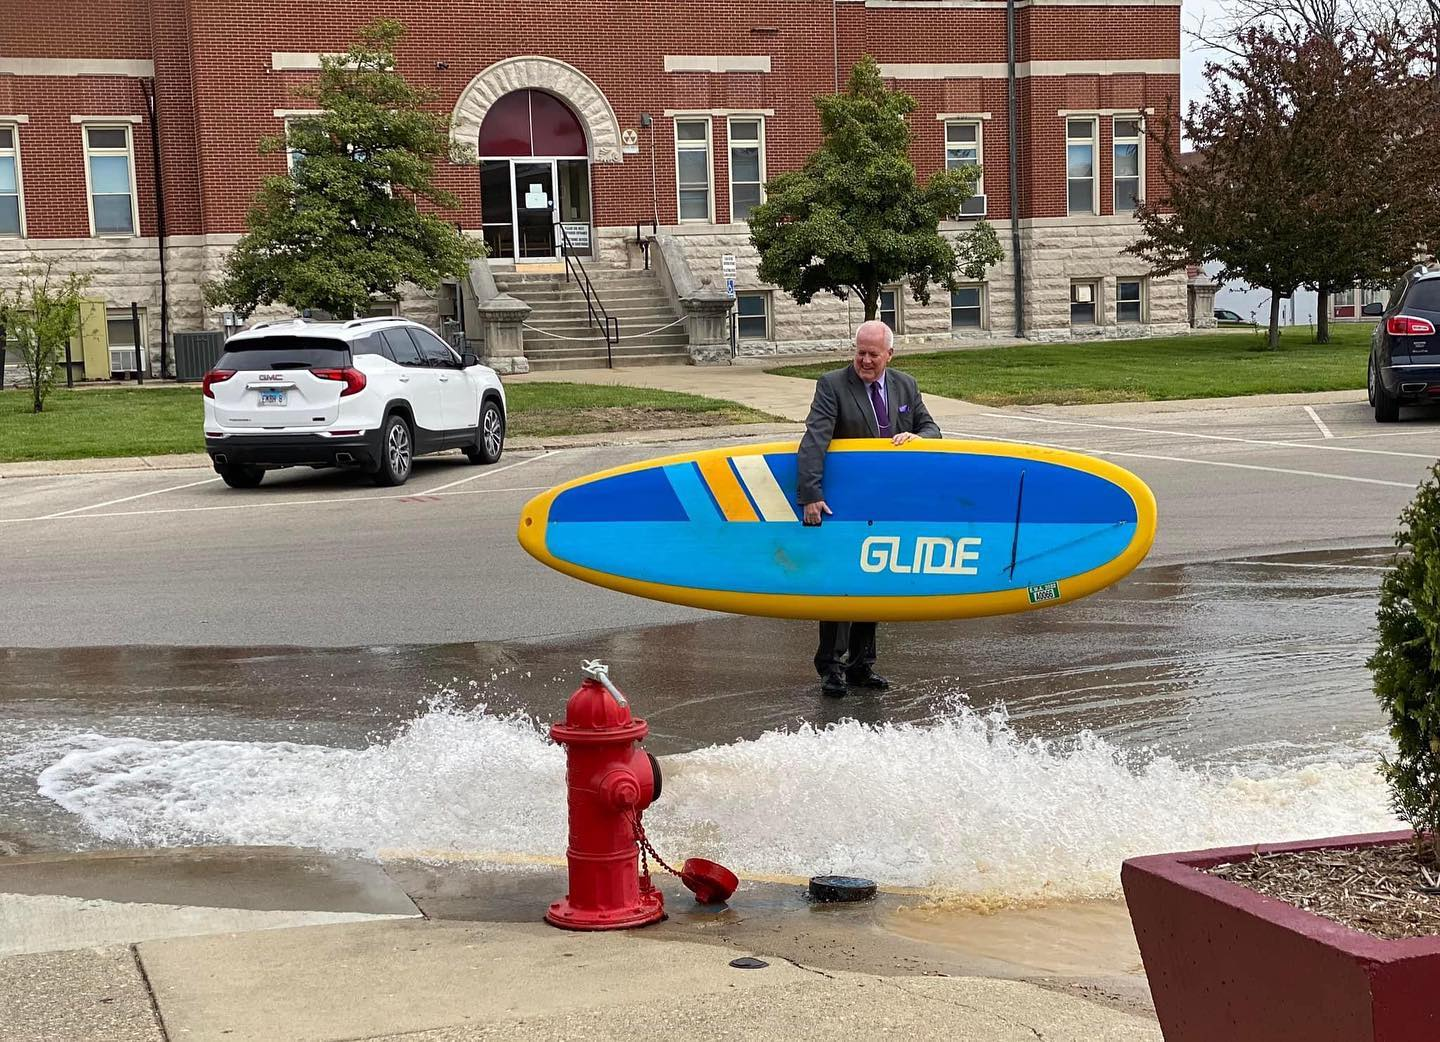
494;265;689;370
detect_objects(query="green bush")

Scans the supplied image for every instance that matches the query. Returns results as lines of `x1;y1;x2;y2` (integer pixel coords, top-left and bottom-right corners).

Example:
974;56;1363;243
1370;465;1440;859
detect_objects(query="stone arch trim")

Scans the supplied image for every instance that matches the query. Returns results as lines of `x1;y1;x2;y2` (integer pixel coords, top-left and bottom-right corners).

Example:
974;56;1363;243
452;57;624;164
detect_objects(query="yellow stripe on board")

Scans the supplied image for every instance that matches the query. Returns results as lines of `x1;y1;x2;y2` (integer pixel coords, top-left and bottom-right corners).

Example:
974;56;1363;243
698;456;760;522
731;455;798;523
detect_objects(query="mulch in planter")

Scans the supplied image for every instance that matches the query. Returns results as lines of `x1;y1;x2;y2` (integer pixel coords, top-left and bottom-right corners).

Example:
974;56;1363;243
1207;841;1440;941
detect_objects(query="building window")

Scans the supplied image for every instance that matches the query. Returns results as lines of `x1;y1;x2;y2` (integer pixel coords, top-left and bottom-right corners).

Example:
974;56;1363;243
1113;117;1142;213
1070;280;1099;326
950;286;985;330
84;125;137;236
106;308;145;374
945;121;986;216
735;292;770;339
675;119;713;223
1066;119;1097;216
878;287;902;333
0;126;22;237
1117;278;1145;324
728;118;765;222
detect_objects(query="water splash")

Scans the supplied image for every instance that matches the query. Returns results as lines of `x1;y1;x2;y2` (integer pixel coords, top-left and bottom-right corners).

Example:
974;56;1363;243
32;700;1400;902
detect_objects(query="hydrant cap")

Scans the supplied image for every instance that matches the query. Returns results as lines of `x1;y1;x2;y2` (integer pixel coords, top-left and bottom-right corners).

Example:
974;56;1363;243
551;678;648;742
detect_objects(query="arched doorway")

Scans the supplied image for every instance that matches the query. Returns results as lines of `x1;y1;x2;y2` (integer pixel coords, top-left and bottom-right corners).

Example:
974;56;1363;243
479;90;592;261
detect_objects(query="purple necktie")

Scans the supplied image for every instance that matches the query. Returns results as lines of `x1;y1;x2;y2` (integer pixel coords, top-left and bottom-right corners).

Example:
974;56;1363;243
869;380;891;437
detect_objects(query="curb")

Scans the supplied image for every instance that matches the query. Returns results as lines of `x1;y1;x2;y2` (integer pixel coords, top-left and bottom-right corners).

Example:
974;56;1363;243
0;423;805;480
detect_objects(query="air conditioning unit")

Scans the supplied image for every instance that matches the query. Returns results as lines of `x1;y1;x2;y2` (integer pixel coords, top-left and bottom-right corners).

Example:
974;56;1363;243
960;194;988;218
109;347;138;374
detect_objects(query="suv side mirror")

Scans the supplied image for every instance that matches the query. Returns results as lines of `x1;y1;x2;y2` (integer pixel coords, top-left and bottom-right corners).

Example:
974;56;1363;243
459;351;479;368
1361;301;1385;317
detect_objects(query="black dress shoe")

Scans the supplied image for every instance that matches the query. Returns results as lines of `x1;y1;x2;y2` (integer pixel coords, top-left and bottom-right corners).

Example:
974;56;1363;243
821;670;848;697
846;669;891;689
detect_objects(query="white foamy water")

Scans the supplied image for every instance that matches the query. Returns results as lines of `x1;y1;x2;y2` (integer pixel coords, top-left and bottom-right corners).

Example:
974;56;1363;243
30;702;1401;902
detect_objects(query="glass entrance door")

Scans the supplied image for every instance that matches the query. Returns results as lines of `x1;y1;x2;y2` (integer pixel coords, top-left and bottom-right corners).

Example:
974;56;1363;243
513;161;557;260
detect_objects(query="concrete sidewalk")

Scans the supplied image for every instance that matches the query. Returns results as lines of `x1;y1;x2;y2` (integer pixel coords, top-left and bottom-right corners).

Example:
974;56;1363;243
0;847;1160;1042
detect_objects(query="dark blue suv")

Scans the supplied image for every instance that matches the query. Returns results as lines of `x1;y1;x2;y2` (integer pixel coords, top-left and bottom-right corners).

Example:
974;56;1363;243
1369;270;1440;422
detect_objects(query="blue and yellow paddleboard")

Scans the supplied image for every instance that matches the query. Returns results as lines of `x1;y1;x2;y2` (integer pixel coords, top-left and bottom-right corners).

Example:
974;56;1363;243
517;440;1156;621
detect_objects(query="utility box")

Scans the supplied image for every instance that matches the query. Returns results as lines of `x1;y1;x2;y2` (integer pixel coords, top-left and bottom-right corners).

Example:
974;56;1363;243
173;330;227;382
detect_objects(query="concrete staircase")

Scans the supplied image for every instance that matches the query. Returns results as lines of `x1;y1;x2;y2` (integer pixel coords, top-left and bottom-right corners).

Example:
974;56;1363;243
492;266;690;370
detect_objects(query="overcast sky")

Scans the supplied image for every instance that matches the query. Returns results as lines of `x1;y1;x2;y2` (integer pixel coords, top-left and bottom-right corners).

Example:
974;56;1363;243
1180;0;1229;123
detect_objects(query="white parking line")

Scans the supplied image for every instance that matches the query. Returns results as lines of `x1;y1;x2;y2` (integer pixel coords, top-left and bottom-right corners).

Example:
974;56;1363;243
980;412;1437;460
0;483;552;525
1229;560;1389;571
1303;406;1335;439
36;476;223;520
420;449;556;495
943;429;1419;488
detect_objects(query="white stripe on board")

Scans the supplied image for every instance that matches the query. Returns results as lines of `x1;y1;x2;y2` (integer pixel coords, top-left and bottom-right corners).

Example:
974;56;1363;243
731;456;799;522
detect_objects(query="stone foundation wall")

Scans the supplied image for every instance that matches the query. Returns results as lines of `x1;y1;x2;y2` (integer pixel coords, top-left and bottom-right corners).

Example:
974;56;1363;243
596;217;1189;353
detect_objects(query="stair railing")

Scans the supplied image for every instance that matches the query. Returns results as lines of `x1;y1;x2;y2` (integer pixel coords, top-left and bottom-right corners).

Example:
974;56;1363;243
554;222;619;369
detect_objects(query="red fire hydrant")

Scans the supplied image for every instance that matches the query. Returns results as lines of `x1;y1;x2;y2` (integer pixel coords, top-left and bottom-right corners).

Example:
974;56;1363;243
546;661;666;930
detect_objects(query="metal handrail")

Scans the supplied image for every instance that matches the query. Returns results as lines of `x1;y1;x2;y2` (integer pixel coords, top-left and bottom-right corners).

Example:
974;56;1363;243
554;222;618;369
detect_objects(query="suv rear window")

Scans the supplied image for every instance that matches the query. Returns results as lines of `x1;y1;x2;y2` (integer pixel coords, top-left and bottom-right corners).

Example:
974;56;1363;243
1405;280;1440;313
216;336;350;370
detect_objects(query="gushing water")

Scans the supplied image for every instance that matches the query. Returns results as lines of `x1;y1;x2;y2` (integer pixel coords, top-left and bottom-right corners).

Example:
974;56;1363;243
28;699;1399;903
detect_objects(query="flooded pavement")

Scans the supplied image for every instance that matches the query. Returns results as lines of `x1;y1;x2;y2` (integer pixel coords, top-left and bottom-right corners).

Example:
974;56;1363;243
0;545;1400;903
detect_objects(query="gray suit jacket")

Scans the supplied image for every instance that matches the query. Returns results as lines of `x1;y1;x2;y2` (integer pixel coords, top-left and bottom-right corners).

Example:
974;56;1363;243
796;365;941;505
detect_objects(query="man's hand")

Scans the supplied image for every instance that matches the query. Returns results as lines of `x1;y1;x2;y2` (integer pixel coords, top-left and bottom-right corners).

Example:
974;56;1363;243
892;432;922;445
803;500;832;526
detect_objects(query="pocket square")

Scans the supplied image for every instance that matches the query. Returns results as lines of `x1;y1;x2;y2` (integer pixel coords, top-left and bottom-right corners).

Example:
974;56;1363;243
899;404;909;413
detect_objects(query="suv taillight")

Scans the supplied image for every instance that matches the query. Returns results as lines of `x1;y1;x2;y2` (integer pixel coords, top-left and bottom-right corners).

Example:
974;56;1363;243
1387;315;1436;336
312;367;367;397
201;370;236;398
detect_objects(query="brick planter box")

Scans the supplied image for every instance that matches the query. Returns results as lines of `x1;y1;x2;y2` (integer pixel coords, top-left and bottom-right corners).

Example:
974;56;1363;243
1123;831;1440;1042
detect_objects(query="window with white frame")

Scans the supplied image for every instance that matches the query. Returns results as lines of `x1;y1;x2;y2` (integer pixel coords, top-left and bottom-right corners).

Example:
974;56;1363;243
84;125;137;236
950;286;985;330
1113;117;1143;213
878;287;901;333
106;308;146;374
675;119;713;223
728;117;765;222
945;121;986;216
1066;119;1097;216
0;126;22;237
1117;278;1145;324
1070;280;1099;326
735;292;770;339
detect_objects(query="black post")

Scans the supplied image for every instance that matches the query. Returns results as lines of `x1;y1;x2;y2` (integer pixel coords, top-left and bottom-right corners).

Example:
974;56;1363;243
0;321;6;390
143;79;170;379
63;334;74;388
132;302;144;384
1007;0;1025;337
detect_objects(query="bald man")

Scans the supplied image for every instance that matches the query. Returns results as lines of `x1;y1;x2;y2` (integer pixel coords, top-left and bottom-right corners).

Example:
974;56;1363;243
796;320;941;697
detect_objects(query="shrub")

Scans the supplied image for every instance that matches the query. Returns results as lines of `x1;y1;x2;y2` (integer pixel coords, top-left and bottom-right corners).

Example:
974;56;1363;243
1370;465;1440;859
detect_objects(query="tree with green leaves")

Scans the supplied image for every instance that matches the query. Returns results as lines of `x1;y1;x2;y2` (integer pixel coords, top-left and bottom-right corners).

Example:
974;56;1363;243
1370;465;1440;861
748;57;1003;322
0;260;91;413
206;19;483;320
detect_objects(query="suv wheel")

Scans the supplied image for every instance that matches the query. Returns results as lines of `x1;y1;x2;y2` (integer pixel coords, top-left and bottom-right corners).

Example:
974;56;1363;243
464;400;505;465
373;414;414;486
1375;373;1401;423
1367;355;1377;406
218;464;264;489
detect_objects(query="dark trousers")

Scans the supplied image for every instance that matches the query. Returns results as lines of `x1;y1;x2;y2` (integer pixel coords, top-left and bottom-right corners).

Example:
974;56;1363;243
814;621;878;677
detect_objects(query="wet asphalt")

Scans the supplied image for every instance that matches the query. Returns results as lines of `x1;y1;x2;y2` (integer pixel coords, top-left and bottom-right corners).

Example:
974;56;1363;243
0;395;1432;851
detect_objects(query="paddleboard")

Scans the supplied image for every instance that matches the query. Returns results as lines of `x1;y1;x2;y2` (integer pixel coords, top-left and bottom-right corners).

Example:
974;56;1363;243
517;439;1156;621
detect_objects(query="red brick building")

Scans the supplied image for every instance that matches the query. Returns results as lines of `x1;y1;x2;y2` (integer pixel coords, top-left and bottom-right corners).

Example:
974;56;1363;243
0;0;1185;373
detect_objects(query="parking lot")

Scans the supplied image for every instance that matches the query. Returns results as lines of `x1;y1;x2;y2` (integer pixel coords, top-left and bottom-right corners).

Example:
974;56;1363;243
1;392;1436;648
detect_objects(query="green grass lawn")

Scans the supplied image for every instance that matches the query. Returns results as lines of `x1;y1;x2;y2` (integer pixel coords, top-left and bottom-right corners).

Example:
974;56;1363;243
769;325;1373;406
0;382;780;464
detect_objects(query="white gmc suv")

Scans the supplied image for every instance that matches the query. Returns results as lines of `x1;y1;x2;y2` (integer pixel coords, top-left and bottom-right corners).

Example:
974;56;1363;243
201;317;506;489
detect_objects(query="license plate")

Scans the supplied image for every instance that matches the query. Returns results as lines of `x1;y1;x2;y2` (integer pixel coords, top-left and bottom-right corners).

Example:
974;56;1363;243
258;390;287;407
